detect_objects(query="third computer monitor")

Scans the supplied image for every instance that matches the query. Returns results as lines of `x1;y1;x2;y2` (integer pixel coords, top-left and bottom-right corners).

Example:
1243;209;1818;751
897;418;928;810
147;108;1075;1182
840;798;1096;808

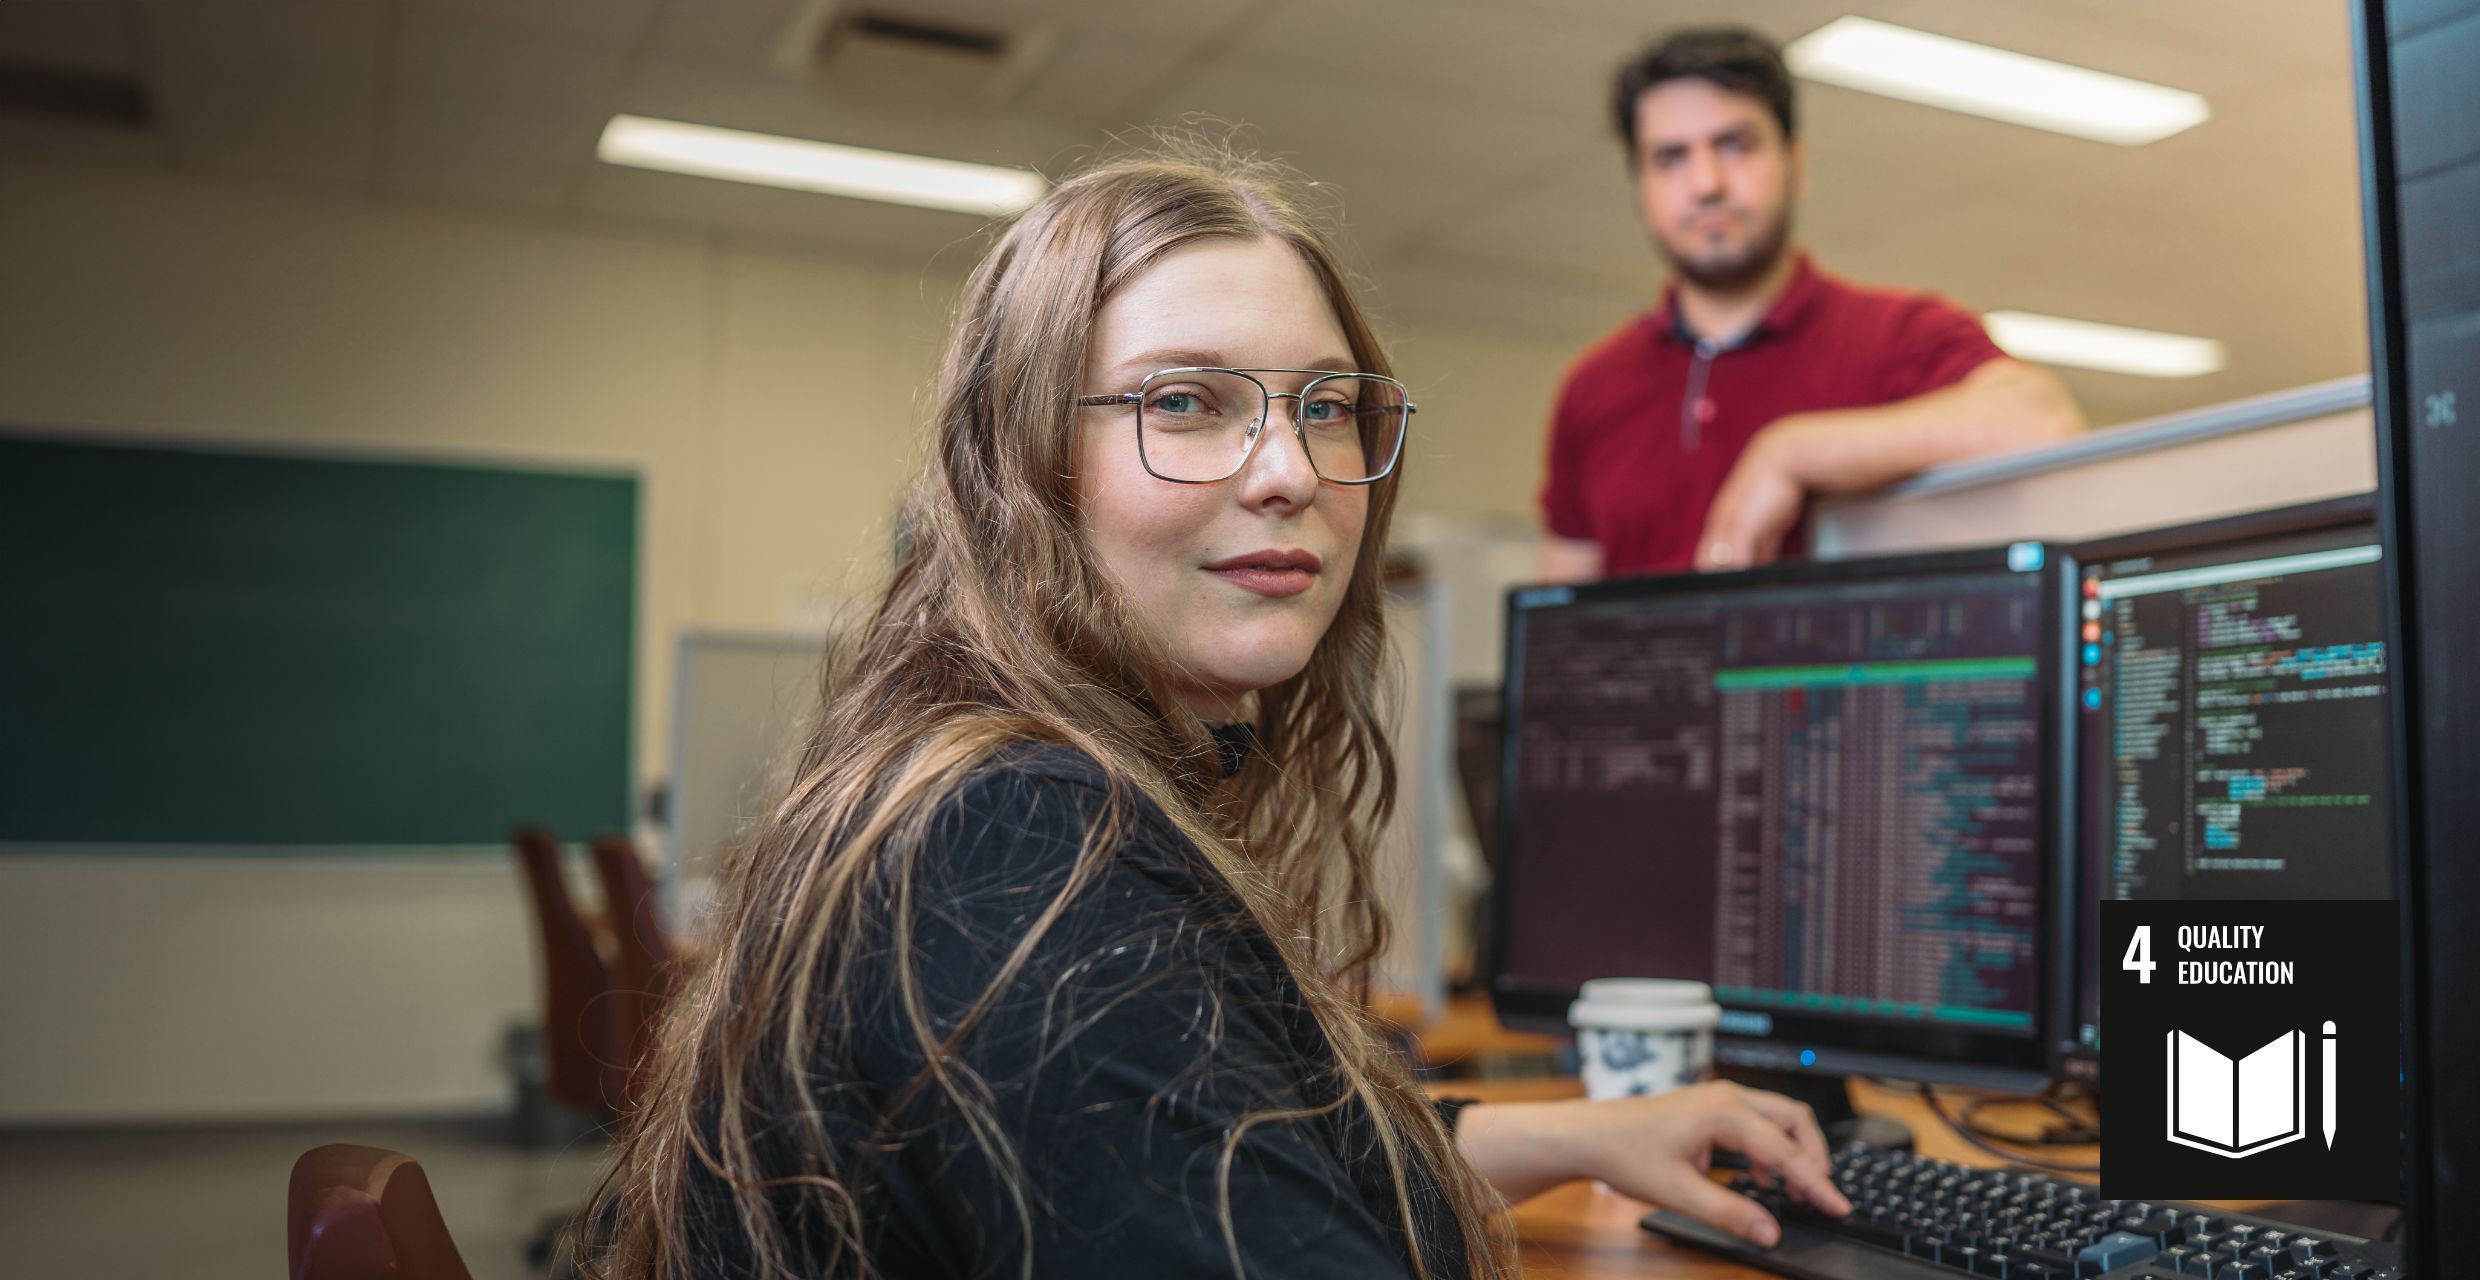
2062;495;2397;1078
1492;543;2067;1091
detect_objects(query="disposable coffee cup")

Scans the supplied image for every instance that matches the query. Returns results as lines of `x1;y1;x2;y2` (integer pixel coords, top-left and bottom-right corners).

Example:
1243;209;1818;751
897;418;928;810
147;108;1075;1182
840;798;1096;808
1568;978;1721;1101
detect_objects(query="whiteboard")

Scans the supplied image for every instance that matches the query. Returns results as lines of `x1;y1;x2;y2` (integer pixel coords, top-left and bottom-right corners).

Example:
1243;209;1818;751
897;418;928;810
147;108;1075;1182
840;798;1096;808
666;630;829;928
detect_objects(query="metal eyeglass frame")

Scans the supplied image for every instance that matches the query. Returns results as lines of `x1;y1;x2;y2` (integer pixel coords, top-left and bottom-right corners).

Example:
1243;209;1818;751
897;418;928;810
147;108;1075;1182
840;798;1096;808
1073;366;1415;485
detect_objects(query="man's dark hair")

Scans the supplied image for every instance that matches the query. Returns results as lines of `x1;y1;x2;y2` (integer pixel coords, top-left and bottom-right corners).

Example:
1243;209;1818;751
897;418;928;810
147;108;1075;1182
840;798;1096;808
1612;27;1796;159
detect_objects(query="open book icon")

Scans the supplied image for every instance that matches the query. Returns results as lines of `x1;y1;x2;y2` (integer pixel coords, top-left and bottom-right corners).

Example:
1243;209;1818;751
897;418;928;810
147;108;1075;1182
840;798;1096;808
2167;1030;2307;1158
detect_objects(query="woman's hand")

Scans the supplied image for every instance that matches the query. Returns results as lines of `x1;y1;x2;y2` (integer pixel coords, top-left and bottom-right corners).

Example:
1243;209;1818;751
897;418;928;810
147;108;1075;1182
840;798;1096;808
1452;1081;1851;1247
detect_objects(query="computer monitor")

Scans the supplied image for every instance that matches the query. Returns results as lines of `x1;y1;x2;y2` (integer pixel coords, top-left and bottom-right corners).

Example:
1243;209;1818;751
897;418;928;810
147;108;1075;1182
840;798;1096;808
2354;0;2478;1262
2058;497;2396;1081
1490;544;2068;1104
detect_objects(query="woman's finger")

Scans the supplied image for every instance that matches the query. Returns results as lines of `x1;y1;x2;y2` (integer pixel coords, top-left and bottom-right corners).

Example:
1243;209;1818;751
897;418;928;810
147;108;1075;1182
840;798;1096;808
1653;1166;1787;1248
1708;1105;1850;1217
1733;1086;1835;1171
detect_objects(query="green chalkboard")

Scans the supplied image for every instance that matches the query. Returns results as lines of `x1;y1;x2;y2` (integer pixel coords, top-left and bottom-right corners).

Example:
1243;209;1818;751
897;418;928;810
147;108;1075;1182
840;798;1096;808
0;434;636;848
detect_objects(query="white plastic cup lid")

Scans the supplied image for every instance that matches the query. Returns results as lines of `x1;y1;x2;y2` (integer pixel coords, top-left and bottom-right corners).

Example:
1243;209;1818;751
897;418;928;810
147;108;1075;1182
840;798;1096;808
1577;978;1714;1006
1569;978;1721;1033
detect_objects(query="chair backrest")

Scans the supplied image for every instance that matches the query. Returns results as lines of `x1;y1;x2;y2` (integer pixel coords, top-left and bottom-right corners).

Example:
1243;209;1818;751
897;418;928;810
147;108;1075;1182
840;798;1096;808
287;1144;474;1280
510;825;615;1115
589;833;678;1109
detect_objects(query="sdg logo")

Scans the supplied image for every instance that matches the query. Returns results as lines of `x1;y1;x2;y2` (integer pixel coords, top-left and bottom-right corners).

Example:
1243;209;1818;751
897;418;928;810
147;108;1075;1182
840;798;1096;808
2100;900;2397;1202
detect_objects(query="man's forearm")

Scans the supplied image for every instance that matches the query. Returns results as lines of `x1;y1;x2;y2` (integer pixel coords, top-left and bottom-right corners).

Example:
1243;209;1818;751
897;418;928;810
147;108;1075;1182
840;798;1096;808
1758;358;2084;495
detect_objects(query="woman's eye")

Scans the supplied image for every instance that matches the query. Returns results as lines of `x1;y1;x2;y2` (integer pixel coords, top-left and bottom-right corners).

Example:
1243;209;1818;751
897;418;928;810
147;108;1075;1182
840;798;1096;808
1149;391;1211;415
1304;399;1356;427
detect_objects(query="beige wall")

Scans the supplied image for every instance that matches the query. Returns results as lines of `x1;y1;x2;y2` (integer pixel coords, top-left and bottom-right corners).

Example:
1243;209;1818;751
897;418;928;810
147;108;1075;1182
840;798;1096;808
0;161;1572;1122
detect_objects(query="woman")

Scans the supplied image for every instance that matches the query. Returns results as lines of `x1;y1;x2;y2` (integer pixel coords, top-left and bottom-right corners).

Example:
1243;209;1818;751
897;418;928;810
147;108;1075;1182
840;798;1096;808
584;150;1846;1280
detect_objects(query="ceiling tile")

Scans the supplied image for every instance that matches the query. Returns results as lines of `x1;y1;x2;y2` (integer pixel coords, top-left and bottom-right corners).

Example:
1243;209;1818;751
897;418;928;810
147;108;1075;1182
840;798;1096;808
1129;49;1557;252
384;7;631;208
1421;0;1854;48
1222;0;1617;121
1869;0;2329;101
0;0;135;72
642;0;798;70
1009;36;1174;134
136;0;384;188
401;0;663;43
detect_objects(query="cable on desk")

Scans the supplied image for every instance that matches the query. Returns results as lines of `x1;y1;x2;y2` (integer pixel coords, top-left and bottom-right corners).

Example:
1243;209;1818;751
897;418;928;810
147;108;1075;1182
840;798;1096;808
1917;1084;2100;1175
1958;1079;2099;1147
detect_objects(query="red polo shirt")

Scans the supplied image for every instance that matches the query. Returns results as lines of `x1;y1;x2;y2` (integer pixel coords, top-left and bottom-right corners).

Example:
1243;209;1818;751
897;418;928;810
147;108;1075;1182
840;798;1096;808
1539;255;2004;576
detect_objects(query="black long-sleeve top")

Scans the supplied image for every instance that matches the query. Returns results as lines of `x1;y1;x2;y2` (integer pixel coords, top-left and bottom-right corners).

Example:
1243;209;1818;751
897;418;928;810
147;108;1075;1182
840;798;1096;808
681;732;1471;1278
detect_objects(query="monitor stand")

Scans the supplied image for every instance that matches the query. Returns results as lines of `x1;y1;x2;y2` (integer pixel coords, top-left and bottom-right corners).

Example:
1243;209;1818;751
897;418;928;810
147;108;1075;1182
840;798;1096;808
1720;1064;1915;1153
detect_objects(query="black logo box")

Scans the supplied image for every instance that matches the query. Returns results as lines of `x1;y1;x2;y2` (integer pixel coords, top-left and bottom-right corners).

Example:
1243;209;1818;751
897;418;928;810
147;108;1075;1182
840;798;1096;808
2099;899;2399;1203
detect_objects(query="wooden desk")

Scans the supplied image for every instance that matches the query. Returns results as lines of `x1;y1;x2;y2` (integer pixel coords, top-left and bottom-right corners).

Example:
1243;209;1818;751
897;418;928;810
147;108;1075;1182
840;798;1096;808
1373;992;1564;1074
1442;1077;2262;1279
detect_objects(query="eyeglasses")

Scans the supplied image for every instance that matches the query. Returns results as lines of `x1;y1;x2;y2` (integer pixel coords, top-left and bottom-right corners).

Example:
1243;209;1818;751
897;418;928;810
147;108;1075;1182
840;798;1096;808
1074;367;1414;485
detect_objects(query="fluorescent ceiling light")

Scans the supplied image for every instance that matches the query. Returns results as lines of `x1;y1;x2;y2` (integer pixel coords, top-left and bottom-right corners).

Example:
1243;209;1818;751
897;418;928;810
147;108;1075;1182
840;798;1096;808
596;114;1047;216
1984;311;2225;378
1784;16;2209;145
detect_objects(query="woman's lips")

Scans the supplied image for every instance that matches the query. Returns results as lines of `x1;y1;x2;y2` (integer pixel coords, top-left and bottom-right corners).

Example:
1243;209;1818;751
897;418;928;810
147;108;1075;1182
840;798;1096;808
1203;549;1322;598
1207;566;1316;598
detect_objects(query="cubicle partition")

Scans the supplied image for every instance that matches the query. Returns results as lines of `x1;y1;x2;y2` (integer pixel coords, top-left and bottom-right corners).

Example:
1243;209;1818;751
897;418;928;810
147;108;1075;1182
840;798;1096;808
1814;376;2375;556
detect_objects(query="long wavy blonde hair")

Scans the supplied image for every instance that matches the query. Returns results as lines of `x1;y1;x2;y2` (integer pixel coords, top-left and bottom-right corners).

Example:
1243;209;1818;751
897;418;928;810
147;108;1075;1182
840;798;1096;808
580;148;1516;1280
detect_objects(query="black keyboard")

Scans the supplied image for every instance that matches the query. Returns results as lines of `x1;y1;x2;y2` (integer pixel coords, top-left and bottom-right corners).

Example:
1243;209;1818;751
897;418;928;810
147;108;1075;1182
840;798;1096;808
1641;1144;2405;1280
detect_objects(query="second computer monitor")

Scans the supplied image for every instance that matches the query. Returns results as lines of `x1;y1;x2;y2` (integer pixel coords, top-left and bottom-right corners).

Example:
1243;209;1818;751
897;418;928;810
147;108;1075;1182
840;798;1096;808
2063;495;2396;1073
1492;544;2066;1091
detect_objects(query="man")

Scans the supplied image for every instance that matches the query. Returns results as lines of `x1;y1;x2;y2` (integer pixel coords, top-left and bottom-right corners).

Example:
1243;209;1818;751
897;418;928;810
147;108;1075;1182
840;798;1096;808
1539;28;2084;579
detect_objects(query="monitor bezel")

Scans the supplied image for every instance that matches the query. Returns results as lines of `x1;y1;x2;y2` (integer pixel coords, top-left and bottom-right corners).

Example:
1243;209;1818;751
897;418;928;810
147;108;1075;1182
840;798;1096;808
1487;542;2066;1091
2051;493;2383;1077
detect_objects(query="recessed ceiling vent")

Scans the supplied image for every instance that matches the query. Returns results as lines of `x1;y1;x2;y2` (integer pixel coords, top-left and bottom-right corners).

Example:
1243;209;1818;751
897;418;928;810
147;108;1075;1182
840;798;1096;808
771;3;1056;106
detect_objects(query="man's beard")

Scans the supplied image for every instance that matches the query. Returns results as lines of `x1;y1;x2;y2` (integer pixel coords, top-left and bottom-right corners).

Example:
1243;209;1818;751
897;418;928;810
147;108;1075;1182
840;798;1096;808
1660;204;1793;292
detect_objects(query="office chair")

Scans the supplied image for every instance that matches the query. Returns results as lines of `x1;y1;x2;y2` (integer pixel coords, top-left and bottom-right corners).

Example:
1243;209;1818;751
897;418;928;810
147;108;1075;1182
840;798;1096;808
588;833;678;1110
287;1144;473;1280
510;826;617;1116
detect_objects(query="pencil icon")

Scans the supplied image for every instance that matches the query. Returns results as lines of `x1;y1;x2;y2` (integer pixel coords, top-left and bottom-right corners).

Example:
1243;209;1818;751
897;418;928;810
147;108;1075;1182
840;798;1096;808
2322;1021;2338;1150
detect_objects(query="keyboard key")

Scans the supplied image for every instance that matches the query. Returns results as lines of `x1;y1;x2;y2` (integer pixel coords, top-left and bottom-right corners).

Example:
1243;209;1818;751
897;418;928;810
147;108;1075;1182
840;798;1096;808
2082;1231;2163;1271
2215;1260;2273;1280
2128;1212;2190;1247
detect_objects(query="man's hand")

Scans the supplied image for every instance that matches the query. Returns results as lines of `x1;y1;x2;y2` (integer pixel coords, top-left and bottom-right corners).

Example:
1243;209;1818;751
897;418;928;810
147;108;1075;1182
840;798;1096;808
1693;359;2085;572
1695;425;1807;571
